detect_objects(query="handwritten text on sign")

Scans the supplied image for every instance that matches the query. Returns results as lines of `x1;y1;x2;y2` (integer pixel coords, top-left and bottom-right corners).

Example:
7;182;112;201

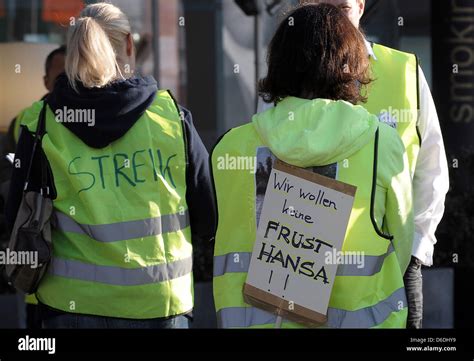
244;161;356;325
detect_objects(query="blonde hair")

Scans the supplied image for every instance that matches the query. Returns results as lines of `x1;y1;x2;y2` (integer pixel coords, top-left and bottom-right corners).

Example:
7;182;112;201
66;3;131;91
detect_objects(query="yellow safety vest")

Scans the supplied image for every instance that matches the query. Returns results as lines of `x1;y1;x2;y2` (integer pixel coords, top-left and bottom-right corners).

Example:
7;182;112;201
212;99;412;328
19;90;193;319
365;43;420;177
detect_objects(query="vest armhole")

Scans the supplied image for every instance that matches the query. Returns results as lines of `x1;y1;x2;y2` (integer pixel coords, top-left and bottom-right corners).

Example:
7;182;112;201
209;129;234;240
370;127;394;241
415;56;422;147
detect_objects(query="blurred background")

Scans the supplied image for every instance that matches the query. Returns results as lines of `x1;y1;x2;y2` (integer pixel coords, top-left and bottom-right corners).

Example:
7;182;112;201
0;0;472;329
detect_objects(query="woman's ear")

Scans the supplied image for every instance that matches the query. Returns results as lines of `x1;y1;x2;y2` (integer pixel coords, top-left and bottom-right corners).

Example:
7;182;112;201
126;33;134;57
357;0;365;17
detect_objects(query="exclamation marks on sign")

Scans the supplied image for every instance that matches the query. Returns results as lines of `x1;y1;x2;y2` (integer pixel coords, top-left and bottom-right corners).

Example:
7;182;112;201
282;274;290;299
284;274;289;291
268;270;273;292
268;271;289;295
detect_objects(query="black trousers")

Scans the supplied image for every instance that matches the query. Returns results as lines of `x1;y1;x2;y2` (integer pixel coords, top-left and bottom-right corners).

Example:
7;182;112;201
404;256;423;329
26;303;42;329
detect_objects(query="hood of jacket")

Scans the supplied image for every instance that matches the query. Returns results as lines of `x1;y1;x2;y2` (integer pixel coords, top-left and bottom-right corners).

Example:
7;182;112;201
252;97;379;168
47;73;158;149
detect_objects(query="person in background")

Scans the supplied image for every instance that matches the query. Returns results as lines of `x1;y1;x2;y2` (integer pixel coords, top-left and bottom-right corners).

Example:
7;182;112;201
291;0;449;329
3;46;66;154
213;3;413;328
6;2;215;329
0;45;66;330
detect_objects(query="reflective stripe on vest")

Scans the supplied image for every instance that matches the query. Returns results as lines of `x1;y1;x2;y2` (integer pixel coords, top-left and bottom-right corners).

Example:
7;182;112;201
214;242;395;278
54;210;190;243
49;256;193;286
217;287;406;329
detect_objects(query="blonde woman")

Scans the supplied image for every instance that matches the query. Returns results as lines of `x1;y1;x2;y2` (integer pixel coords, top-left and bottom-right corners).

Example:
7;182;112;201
7;3;215;329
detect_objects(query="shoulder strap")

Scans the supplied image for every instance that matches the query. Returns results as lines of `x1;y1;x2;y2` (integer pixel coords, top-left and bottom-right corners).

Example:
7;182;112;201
35;101;48;138
24;101;48;192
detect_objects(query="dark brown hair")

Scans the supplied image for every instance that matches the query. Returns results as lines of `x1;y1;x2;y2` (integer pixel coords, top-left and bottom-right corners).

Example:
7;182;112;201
259;3;372;105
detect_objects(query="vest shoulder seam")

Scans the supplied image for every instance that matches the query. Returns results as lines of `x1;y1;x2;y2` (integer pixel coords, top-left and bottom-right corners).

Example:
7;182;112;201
372;43;418;60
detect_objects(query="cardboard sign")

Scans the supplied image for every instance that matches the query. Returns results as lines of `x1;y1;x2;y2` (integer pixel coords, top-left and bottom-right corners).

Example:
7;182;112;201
244;160;357;326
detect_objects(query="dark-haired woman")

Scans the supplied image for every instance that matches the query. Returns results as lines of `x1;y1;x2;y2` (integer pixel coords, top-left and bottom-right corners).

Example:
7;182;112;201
211;3;413;328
